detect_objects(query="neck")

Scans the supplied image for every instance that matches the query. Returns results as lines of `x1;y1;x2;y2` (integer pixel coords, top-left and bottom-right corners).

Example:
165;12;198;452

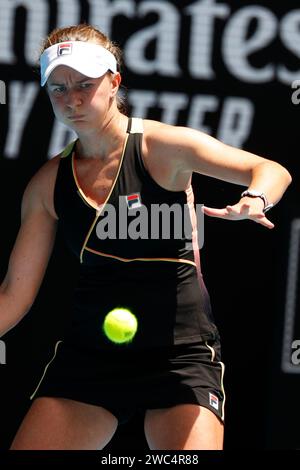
75;112;128;161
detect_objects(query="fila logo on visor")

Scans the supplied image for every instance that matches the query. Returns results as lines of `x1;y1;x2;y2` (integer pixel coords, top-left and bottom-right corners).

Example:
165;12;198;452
57;42;73;56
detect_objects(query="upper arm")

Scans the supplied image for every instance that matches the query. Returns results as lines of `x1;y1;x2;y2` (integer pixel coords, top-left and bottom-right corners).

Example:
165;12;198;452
176;128;270;186
144;121;270;186
1;157;60;308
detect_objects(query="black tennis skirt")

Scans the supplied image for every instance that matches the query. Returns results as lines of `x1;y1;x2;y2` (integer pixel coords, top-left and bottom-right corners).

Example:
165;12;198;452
30;338;225;424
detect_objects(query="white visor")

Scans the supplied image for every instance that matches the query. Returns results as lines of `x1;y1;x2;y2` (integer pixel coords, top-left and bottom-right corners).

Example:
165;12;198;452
40;40;117;86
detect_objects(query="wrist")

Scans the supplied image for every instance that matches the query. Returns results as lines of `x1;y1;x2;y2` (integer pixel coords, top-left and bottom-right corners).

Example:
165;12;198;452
240;189;274;213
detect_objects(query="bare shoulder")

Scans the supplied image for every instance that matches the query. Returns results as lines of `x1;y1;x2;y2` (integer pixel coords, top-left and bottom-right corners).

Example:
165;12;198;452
142;119;203;154
143;119;183;142
138;120;198;190
23;153;63;220
141;119;204;173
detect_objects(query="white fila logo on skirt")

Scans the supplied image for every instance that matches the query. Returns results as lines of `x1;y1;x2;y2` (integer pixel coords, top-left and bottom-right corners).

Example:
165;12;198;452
209;392;219;410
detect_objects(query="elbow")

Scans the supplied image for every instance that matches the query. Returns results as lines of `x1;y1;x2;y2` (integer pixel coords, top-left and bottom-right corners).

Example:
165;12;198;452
280;164;292;189
285;168;292;187
269;161;292;189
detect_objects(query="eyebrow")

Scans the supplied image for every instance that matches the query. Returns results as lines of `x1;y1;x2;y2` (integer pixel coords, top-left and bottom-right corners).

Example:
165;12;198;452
48;78;92;86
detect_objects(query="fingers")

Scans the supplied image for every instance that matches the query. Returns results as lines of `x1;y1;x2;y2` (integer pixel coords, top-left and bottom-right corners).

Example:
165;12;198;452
230;203;275;228
226;203;250;214
201;206;229;217
253;213;275;229
202;204;275;229
202;204;250;219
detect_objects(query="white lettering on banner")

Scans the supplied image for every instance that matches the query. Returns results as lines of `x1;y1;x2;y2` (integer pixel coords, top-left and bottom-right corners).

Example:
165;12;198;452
125;1;181;76
0;0;48;65
158;93;189;125
1;1;299;159
188;96;219;133
0;80;6;104
217;98;254;147
89;0;135;36
128;90;185;120
128;90;157;117
291;80;300;105
278;11;300;84
186;0;230;79
4;82;39;159
222;6;277;83
0;340;6;365
48;120;77;159
281;219;300;374
291;340;300;366
128;90;254;148
56;0;80;27
0;1;299;82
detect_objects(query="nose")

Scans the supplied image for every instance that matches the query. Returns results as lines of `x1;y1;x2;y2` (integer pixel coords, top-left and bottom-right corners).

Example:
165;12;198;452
65;89;83;109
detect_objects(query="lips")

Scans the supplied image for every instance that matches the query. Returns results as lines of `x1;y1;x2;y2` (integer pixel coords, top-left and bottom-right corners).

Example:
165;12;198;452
68;115;85;121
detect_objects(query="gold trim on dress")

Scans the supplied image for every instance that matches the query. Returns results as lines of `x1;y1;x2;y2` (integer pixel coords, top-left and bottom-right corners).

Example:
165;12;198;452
85;245;197;266
29;341;63;400
71;134;130;263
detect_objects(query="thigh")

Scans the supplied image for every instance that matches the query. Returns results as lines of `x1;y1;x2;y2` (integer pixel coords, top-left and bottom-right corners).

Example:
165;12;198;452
144;404;224;450
10;397;118;450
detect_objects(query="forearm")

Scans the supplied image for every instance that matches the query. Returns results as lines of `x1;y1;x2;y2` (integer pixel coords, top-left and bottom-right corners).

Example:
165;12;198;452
0;287;32;337
202;158;291;228
247;161;292;207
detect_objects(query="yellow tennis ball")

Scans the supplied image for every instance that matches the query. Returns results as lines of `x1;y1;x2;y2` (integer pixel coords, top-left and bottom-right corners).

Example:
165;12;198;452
103;308;138;344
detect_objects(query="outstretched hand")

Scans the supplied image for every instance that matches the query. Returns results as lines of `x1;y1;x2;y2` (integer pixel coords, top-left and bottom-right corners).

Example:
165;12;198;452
202;200;275;229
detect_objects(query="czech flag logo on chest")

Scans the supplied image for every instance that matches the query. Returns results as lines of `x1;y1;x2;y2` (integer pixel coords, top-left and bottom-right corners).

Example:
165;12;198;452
125;193;142;210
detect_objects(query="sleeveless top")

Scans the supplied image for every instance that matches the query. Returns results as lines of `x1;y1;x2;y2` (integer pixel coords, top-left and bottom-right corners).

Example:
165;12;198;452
54;118;218;350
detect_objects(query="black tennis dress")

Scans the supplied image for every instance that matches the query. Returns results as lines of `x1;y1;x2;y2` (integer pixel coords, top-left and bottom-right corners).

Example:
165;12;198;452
31;118;225;423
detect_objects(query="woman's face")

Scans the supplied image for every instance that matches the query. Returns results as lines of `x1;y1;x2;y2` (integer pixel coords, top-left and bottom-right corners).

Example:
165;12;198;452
46;65;119;131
